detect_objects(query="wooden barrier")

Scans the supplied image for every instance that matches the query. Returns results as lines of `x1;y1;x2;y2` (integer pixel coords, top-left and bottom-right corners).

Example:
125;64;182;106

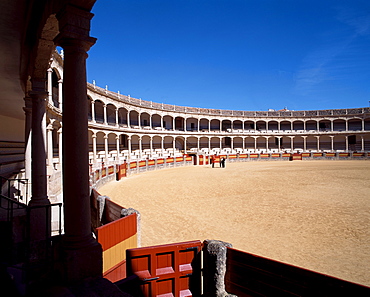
97;212;138;283
225;247;370;296
292;153;302;160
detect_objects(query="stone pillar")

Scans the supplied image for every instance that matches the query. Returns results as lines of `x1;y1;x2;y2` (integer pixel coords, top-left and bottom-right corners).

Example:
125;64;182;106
92;134;97;165
362;119;365;131
345;120;348;132
104;135;108;162
303;120;306;131
47;121;54;170
150;114;152;129
128;136;132;159
173;137;176;157
203;240;235;297
58;127;63;166
58;79;63;110
55;4;102;282
47;67;53;105
254;137;257;151
127;110;130;127
29;78;49;207
330;136;334;151
219;137;222;150
266;137;269;151
278;121;281;132
197;118;200;132
184;137;187;154
150;137;153;158
345;135;348;151
278;137;281;151
317;121;320;131
303;136;307;152
103;104;107;124
115;108;119;127
139;137;142;159
208;137;211;152
316;136;320;151
173;117;175;131
161;137;164;156
208;120;211;132
290;136;294;151
361;135;364;151
330;120;333;131
91;100;95;122
160;116;163;129
116;136;120;163
242;137;245;150
139;113;141;128
23;96;32;195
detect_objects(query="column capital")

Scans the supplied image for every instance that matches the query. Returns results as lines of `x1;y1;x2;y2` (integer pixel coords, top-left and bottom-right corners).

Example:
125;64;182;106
55;4;96;50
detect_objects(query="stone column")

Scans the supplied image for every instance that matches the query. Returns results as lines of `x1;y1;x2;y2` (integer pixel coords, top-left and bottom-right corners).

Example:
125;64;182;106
316;136;320;151
173;137;176;156
265;137;269;151
330;136;334;151
197;137;200;151
278;121;281;132
116;136;120;163
161;137;164;156
303;136;307;152
47;121;54;170
330;120;333;131
58;127;63;166
219;137;222;150
47;67;53;105
361;135;364;151
208;120;211;132
92;134;97;165
127;110;130;127
197;118;200;132
254;137;257;151
104;135;108;162
55;4;102;282
91;100;95;122
139;137;142;159
150;137;153;158
362;119;365;131
290;136;294;151
115;108;119;127
150;114;152;129
345;120;348;132
128;136;132;159
58;79;63;110
317;121;320;131
23;96;32;194
184;137;187;154
242;137;245;150
278;137;281;151
103;104;107;125
173;117;175;131
303;120;306;131
160;116;163;129
345;135;348;151
139;113;141;128
29;78;49;207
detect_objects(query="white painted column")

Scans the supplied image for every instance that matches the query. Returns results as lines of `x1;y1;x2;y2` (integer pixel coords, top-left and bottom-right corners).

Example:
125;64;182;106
290;121;293;131
173;117;175;131
361;135;364;151
127;111;130;127
58;79;63;110
266;137;269;151
184;137;187;154
303;136;307;152
208;120;210;132
150;137;153;157
345;135;348;151
197;119;200;132
47;67;53;105
317;121;320;131
330;120;333;131
278;121;281;132
219;137;222;150
161;116;163;129
242;137;245;150
303;121;306;131
139;113;141;128
278;137;281;151
197;137;200;151
362;119;365;131
254;137;257;151
345;120;348;132
150;115;152;129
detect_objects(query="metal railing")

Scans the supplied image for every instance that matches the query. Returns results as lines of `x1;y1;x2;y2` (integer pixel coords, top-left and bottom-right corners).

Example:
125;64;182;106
0;176;30;205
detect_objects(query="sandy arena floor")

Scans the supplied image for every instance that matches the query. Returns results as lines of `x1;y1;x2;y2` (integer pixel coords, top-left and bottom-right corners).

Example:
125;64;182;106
99;160;370;286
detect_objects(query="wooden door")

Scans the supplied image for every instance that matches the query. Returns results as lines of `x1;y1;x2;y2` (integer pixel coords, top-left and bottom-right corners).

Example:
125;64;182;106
126;240;202;297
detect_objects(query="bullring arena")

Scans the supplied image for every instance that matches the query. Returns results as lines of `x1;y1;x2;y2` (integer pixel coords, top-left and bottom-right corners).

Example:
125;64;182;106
99;160;370;287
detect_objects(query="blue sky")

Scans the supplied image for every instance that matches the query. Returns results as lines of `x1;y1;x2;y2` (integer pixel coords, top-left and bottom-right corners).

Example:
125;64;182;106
87;0;370;111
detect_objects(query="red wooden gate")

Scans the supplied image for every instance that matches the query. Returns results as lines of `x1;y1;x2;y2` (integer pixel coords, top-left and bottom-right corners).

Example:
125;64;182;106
126;240;202;297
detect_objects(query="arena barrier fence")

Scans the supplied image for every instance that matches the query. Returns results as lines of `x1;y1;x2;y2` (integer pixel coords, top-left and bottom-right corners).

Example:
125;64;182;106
90;152;369;189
